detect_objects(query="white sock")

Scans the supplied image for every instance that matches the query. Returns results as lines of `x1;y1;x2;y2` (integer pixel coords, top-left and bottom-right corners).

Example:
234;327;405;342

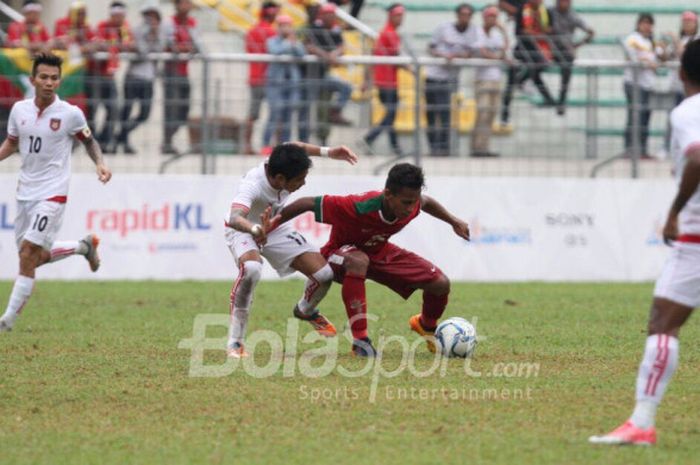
49;240;87;263
227;261;262;347
296;264;334;316
631;334;679;429
1;275;35;327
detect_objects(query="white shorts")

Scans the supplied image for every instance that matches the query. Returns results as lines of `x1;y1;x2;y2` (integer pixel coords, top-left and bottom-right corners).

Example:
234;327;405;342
224;224;318;277
15;200;66;250
653;242;700;308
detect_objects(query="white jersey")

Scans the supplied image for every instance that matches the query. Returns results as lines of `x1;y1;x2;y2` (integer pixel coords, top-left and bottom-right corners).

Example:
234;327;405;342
670;93;700;236
622;31;659;90
474;26;505;82
229;162;291;222
7;96;91;201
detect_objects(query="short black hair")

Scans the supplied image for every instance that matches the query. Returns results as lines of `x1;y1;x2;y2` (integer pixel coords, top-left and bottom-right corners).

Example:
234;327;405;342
110;1;126;8
267;143;313;180
32;53;63;77
682;38;700;85
455;3;474;14
386;2;403;12
385;163;425;194
23;0;39;6
637;12;654;26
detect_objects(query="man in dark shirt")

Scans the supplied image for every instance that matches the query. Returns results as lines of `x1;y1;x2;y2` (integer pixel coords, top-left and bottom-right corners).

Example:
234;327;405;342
550;0;594;114
300;3;352;143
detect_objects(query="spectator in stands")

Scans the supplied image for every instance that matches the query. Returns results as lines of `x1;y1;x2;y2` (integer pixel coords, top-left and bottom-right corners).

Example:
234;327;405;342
301;3;353;144
53;2;94;120
328;0;365;19
0;27;7;142
670;11;699;105
622;13;666;158
425;3;478;157
162;0;203;155
497;0;525;20
500;0;556;125
6;0;51;54
115;2;165;155
663;11;699;157
262;15;306;153
550;0;594;115
497;0;524;128
54;1;95;55
362;3;406;156
244;1;279;155
93;1;134;154
471;5;507;158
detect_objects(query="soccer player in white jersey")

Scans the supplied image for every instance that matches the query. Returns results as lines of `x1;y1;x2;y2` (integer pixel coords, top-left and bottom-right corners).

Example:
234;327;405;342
0;53;112;332
225;142;357;358
589;39;700;446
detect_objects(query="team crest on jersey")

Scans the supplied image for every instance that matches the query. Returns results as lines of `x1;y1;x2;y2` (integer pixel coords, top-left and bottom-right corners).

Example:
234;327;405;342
50;118;61;131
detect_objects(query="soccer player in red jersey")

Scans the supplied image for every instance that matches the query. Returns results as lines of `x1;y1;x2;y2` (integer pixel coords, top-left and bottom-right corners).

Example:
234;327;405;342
270;163;470;356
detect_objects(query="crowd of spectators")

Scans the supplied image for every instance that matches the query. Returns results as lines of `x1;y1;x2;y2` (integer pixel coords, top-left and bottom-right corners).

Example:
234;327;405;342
0;0;697;159
0;0;199;156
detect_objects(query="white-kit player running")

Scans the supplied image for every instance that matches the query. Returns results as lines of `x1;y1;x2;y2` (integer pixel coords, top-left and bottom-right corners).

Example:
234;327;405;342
225;141;357;358
0;53;112;332
590;39;700;446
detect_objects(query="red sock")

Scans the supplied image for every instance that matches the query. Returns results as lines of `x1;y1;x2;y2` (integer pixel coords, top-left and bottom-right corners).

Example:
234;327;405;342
421;292;448;330
342;273;367;340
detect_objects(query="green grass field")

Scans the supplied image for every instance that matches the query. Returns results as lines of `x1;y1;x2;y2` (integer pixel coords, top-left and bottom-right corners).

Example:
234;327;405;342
1;281;698;465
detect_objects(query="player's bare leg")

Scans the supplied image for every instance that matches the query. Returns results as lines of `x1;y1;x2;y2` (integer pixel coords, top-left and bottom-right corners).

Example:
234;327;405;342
409;273;450;353
1;241;44;331
290;252;336;337
227;250;263;358
589;298;693;445
1;236;102;332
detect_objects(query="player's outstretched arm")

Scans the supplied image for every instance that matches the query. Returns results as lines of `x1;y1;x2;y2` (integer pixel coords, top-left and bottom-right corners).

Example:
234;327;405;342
288;141;358;165
421;195;470;241
663;148;700;244
266;197;316;233
82;137;112;184
0;137;18;161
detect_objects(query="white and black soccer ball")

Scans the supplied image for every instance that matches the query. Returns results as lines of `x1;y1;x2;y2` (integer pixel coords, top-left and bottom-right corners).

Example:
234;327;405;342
435;317;477;358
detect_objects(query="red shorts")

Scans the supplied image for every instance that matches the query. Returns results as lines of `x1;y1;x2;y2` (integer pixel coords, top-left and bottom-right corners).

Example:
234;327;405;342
325;243;442;299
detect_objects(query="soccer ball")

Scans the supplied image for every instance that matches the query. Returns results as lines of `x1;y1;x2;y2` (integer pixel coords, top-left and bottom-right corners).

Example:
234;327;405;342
435;317;477;358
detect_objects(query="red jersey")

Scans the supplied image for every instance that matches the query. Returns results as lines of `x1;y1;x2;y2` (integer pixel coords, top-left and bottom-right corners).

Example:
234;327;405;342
6;20;50;47
166;15;198;76
314;190;420;257
94;20;133;76
521;2;552;60
373;23;401;89
246;20;276;86
54;16;94;44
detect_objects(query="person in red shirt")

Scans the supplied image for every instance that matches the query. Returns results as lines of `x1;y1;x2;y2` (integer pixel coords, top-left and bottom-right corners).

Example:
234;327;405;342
162;0;202;155
53;1;95;53
362;3;405;156
501;0;555;123
6;0;51;54
2;0;51;141
243;1;279;155
270;163;470;356
91;1;134;153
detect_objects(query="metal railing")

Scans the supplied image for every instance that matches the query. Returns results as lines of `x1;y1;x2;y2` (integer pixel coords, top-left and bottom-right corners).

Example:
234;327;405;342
0;51;682;178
